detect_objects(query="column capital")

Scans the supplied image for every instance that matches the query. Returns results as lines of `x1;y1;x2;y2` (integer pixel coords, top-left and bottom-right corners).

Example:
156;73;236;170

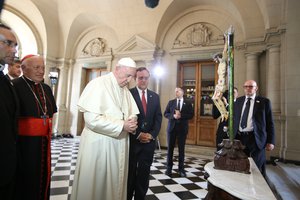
267;44;280;53
58;65;69;71
245;51;261;58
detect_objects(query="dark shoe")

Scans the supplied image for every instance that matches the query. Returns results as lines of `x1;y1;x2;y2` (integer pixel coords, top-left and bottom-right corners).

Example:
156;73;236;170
165;169;172;176
63;134;74;138
179;170;186;177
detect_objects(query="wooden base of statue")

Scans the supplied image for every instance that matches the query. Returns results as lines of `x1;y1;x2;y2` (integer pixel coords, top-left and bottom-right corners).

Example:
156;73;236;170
214;139;250;174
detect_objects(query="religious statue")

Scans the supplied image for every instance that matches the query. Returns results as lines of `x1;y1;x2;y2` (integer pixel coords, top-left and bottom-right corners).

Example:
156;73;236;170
212;26;250;174
212;35;228;122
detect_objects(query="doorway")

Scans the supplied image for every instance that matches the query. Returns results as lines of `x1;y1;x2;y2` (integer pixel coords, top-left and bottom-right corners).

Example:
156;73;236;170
178;60;217;147
79;68;109;134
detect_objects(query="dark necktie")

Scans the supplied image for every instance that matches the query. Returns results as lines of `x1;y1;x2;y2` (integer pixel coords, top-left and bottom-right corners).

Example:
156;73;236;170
142;90;147;114
241;97;251;129
177;99;181;110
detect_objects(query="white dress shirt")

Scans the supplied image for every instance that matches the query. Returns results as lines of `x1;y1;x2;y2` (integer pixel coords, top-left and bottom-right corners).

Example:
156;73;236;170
239;94;256;132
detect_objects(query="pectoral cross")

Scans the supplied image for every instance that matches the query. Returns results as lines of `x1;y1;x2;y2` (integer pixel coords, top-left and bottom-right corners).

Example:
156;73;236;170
41;114;48;125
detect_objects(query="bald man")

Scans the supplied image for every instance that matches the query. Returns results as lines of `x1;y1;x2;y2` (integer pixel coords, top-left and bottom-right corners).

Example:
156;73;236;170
164;87;194;177
234;80;275;177
12;55;57;200
71;57;139;200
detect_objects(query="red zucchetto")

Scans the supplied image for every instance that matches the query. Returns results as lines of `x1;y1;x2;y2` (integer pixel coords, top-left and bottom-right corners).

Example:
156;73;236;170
21;54;37;63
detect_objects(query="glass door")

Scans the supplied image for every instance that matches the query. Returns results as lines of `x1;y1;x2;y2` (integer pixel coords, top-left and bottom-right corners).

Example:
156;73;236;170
178;61;217;147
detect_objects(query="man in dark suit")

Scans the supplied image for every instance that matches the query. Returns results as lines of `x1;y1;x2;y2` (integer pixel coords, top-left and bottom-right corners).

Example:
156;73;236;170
6;58;21;80
127;67;162;200
234;80;275;176
164;87;194;177
0;24;19;200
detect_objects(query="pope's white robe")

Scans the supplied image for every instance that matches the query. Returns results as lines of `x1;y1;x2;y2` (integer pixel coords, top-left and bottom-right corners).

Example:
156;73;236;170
71;72;139;200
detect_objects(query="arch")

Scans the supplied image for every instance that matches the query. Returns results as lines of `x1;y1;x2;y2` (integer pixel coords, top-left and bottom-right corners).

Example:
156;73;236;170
64;12;118;59
158;6;244;51
256;0;285;29
71;25;118;59
2;5;44;57
156;0;267;48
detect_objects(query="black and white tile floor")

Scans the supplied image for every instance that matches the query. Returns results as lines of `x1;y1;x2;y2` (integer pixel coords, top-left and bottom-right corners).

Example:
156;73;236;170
50;138;211;200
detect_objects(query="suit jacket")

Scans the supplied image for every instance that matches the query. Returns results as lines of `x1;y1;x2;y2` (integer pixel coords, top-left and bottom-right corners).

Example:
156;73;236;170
234;95;275;149
164;98;194;134
0;72;19;186
130;87;162;140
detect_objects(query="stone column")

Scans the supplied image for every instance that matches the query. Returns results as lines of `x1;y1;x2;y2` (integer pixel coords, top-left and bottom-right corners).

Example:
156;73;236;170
245;52;259;82
144;60;155;91
44;64;51;86
267;45;280;113
53;63;70;135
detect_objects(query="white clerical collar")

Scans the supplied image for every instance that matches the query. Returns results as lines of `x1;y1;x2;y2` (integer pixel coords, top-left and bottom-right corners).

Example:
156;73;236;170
23;75;39;85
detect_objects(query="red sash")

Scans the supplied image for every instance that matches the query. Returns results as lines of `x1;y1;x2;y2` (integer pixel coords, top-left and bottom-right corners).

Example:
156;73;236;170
18;117;52;200
18;117;52;136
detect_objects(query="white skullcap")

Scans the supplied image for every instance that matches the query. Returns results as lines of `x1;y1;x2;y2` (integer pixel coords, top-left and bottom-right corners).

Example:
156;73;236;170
117;57;136;68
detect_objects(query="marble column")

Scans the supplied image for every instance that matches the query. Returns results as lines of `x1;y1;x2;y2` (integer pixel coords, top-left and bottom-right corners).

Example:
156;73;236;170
44;64;51;86
266;45;280;113
145;60;155;91
245;52;259;82
53;63;70;135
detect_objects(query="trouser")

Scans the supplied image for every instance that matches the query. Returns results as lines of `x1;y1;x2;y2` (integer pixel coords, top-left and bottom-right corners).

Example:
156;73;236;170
236;132;266;177
0;179;15;200
167;124;187;171
127;139;155;200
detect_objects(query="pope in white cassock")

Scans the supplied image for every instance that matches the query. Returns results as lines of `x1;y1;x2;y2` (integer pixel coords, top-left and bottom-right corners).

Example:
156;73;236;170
71;57;139;200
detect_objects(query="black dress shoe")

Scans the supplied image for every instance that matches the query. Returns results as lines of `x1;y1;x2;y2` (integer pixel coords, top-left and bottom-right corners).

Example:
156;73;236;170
63;133;74;138
179;170;186;177
165;169;172;176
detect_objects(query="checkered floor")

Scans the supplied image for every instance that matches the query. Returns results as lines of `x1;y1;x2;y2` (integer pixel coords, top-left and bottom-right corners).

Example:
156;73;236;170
50;138;211;200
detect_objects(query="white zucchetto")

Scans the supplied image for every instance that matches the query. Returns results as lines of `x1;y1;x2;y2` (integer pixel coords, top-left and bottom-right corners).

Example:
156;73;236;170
117;57;136;68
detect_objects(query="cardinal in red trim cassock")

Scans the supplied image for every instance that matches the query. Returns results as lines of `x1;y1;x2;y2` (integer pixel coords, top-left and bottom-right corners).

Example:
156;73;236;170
13;55;57;200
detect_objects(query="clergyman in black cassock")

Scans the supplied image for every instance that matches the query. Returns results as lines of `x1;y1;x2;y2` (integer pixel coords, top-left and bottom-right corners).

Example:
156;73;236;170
13;55;57;200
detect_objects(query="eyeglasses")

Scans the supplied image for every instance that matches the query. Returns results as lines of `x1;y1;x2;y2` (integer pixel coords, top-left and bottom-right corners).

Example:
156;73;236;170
243;85;256;89
137;76;149;81
0;40;18;48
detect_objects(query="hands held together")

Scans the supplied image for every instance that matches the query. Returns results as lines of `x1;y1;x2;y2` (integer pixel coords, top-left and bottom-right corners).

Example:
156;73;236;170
123;118;138;134
173;109;181;120
123;115;153;143
138;132;153;143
